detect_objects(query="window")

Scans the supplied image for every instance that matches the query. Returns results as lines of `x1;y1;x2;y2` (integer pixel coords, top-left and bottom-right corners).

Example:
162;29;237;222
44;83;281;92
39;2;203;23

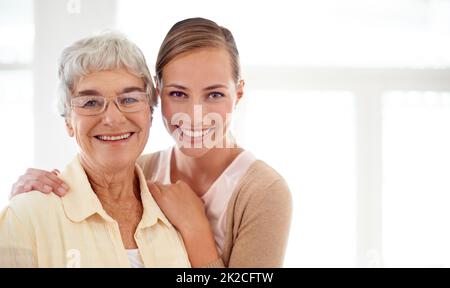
240;91;357;267
0;0;34;208
383;91;450;267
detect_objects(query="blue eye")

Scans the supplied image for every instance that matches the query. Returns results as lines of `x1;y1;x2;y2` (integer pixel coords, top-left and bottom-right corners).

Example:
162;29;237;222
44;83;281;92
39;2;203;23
120;97;139;105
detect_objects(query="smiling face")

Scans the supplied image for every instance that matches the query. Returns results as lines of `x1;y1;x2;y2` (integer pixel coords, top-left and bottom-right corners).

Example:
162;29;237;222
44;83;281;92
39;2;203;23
159;48;243;158
66;69;152;172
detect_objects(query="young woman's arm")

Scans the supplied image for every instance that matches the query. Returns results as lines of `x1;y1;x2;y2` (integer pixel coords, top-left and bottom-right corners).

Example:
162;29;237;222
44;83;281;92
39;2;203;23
147;176;292;268
225;178;292;267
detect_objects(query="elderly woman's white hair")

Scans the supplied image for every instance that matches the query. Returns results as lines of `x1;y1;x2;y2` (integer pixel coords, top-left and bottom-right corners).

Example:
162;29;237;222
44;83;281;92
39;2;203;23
57;32;157;117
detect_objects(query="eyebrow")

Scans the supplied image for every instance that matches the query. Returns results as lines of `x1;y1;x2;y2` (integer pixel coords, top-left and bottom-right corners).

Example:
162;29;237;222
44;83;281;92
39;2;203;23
165;84;188;90
76;86;145;96
121;86;145;93
164;83;228;91
203;84;228;91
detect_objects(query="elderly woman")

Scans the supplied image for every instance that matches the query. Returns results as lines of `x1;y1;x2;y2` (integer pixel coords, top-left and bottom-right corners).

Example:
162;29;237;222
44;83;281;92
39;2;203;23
0;33;190;268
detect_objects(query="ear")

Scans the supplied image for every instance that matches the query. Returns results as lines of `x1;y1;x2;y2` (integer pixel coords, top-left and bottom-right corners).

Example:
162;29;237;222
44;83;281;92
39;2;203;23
235;80;245;106
65;117;74;137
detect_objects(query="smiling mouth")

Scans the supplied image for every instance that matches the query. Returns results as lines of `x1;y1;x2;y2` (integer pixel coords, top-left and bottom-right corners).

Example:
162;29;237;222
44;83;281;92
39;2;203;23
176;126;214;138
94;132;134;142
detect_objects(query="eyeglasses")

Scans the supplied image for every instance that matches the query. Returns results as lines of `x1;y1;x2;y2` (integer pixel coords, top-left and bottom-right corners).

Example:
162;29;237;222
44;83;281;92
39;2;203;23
71;92;149;116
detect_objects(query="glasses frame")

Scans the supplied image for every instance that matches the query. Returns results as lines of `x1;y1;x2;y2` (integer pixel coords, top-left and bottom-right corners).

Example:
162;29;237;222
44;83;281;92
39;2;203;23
70;92;150;116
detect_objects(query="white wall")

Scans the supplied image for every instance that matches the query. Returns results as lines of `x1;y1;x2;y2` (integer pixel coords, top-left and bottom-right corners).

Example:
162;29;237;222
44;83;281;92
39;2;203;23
33;0;117;170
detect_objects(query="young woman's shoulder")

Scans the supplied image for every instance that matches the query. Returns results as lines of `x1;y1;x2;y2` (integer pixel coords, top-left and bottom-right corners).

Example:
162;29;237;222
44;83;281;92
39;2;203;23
232;160;292;214
222;160;292;267
240;159;290;194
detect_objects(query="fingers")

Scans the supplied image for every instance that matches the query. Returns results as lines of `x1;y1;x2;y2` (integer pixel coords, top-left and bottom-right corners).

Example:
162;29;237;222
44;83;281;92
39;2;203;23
174;180;198;197
154;182;167;193
21;174;68;197
10;178;52;199
9;183;31;200
29;180;53;194
175;179;188;189
27;168;68;189
9;168;69;200
147;181;162;200
44;172;69;195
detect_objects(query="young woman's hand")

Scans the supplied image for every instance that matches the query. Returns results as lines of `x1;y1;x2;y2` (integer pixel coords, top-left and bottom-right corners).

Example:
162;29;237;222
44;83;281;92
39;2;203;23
147;180;220;267
147;180;206;232
10;168;69;199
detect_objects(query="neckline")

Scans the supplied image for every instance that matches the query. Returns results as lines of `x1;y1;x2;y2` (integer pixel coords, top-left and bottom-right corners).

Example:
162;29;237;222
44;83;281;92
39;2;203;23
165;147;250;197
201;150;252;199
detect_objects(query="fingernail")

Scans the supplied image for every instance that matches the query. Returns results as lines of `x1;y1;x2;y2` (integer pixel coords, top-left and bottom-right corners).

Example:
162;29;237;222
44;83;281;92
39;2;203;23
24;185;31;191
61;183;69;190
44;185;52;192
58;187;67;195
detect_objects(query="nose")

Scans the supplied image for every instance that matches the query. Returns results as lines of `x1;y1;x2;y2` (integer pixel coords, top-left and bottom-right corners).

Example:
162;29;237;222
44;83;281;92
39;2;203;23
187;102;215;129
102;101;126;126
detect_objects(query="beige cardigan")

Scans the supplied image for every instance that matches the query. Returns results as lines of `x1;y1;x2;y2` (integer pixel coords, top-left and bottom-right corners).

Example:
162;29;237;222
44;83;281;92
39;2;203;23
137;151;292;268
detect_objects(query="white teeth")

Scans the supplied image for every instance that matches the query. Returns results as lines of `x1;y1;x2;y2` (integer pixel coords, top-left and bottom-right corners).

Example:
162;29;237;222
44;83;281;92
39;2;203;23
179;127;213;138
97;133;131;141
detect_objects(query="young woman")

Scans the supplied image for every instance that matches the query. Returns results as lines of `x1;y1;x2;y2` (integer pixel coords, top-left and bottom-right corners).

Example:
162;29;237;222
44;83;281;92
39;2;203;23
9;18;292;268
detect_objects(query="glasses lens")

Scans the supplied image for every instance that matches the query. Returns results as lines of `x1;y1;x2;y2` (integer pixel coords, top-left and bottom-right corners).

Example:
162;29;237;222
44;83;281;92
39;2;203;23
117;93;148;112
71;96;105;115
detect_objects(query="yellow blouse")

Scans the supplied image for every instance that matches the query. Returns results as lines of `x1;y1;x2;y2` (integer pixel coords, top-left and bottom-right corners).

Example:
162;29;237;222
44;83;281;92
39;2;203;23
0;156;191;268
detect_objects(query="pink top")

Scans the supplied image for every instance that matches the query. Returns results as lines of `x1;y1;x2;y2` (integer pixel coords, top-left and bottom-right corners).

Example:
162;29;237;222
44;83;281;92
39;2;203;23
151;147;256;254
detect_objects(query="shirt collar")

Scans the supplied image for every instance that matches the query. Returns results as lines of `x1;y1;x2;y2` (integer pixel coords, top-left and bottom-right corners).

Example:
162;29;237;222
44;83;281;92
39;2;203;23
135;163;173;229
60;156;172;229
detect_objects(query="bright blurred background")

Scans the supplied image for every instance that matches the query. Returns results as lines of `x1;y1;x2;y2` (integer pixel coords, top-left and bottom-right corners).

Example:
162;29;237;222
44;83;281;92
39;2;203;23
1;0;450;267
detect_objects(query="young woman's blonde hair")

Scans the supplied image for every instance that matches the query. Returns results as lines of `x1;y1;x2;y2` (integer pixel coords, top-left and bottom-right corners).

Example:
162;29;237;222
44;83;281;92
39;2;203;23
155;17;241;86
